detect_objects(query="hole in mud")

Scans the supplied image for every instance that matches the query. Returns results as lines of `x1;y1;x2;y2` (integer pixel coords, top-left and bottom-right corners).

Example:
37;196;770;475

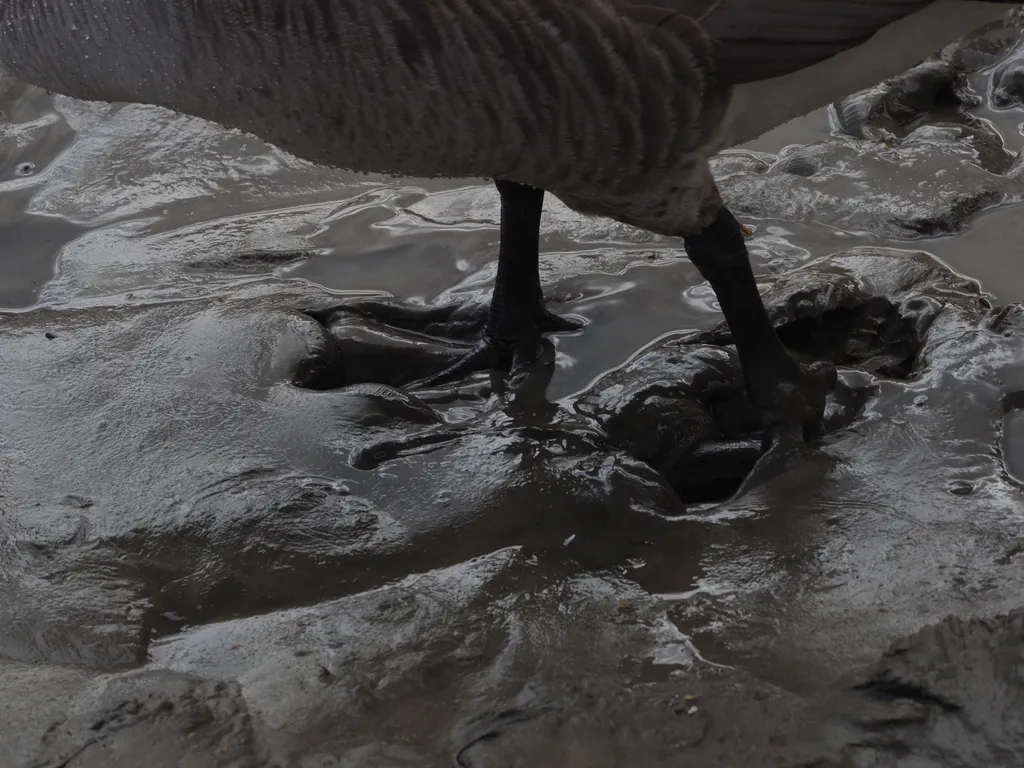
776;297;917;379
1001;390;1024;486
660;299;917;505
668;440;763;504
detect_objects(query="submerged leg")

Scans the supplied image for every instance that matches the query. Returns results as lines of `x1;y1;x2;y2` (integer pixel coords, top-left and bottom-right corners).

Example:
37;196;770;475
415;179;583;386
683;206;836;443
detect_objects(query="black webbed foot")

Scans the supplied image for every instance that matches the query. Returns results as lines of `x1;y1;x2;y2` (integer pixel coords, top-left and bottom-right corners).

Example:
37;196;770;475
748;357;838;446
411;308;582;388
683;206;838;443
406;178;583;388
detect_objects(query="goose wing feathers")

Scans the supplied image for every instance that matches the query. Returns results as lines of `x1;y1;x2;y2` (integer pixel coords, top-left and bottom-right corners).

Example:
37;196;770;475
636;0;938;83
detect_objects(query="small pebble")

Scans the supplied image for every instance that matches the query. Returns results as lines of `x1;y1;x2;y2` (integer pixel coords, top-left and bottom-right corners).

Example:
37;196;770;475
44;331;57;340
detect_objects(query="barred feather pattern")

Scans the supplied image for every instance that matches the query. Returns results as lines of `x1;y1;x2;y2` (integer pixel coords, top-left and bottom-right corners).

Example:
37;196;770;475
0;0;733;235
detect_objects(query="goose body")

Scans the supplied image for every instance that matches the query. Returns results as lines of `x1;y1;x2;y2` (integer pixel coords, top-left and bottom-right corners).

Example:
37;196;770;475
0;0;1011;237
0;0;1016;450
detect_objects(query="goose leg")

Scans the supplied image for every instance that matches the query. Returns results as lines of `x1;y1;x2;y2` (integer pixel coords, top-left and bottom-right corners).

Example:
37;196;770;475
683;206;836;444
415;179;583;386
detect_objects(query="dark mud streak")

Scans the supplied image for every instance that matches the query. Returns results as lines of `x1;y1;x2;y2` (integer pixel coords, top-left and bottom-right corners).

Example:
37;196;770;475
453;706;563;767
183;248;316;273
855;677;962;712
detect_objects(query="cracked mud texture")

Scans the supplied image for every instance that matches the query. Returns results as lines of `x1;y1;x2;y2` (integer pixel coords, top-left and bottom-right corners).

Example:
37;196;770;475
5;8;1024;768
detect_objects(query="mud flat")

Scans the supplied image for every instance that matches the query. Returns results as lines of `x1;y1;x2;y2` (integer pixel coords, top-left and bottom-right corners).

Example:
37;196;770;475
4;10;1024;768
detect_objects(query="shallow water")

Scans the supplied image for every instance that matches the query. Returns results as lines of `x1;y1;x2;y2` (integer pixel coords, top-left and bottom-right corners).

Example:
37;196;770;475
5;10;1024;768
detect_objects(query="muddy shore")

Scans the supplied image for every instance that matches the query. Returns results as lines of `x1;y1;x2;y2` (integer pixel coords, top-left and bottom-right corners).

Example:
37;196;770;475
4;10;1024;768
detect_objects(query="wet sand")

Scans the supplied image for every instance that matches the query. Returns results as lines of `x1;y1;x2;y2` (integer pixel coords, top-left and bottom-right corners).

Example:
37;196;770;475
4;9;1024;768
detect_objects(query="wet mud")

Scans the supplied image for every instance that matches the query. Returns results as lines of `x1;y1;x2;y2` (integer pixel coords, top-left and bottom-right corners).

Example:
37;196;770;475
5;9;1024;768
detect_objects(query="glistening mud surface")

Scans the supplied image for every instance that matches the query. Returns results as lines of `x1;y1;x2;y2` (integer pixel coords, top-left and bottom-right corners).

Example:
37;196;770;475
5;10;1024;768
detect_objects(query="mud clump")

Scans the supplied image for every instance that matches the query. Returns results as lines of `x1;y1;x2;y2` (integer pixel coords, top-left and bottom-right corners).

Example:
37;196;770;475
991;44;1024;108
832;59;969;140
715;132;1019;238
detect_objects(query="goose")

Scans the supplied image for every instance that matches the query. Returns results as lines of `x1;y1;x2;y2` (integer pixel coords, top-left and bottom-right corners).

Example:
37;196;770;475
0;0;1015;447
